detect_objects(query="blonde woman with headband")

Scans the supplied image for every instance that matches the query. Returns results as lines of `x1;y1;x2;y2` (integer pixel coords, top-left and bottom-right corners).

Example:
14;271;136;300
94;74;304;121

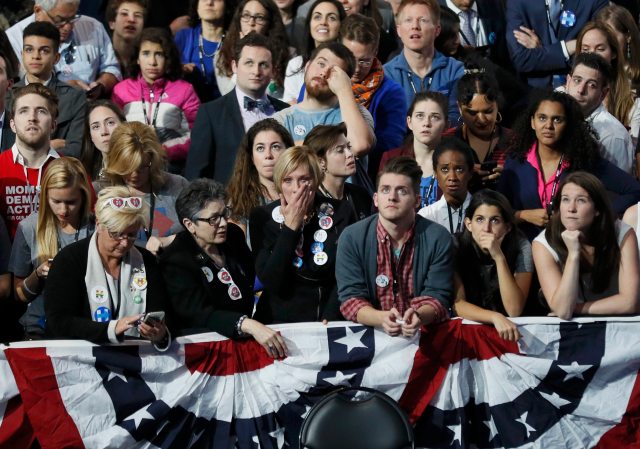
9;158;95;340
102;122;188;255
45;186;171;348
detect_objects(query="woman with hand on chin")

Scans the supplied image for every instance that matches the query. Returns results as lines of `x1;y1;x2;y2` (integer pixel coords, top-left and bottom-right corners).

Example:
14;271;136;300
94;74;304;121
533;172;639;320
102;122;188;256
10;158;95;340
45;186;171;347
249;146;357;323
453;190;532;341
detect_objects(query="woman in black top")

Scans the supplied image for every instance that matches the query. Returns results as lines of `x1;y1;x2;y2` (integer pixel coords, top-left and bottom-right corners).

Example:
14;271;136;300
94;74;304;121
249;146;358;323
160;179;286;357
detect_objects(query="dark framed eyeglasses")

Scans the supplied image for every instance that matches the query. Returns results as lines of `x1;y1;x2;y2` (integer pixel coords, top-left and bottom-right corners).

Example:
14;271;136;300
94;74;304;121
240;12;268;24
193;207;232;226
44;10;80;28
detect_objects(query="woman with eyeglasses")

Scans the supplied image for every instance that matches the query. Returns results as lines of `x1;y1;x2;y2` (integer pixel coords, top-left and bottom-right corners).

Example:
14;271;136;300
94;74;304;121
215;0;291;98
159;179;287;357
100;122;188;256
175;0;237;102
249;146;356;323
44;186;171;348
10;158;95;340
498;91;640;241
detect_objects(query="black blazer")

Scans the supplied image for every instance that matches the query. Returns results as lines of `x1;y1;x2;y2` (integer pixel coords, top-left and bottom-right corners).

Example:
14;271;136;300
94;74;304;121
1;110;15;151
184;89;289;184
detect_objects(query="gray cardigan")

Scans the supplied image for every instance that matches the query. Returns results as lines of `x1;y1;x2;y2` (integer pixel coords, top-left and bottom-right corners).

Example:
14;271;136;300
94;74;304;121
336;214;453;311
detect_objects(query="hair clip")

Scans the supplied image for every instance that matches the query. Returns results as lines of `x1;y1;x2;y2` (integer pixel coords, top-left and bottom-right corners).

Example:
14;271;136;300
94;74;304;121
105;197;143;210
464;68;486;75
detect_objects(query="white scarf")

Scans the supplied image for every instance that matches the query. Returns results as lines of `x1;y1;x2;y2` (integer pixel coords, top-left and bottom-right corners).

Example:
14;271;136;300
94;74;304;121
84;232;147;338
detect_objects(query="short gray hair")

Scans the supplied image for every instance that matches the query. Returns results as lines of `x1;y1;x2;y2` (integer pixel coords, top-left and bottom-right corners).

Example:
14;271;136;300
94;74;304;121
36;0;81;12
175;179;227;225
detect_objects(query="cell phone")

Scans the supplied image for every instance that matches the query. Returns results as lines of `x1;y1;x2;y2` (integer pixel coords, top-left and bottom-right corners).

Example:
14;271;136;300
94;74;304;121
142;311;165;326
480;160;498;172
85;84;102;99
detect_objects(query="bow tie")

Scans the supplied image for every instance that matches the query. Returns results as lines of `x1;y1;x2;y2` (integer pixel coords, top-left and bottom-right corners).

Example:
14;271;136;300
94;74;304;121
244;96;270;113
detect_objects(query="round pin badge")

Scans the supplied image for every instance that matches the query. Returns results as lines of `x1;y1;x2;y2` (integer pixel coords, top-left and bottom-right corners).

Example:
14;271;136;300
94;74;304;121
94;306;111;322
311;242;324;254
217;268;232;284
132;272;147;290
228;284;242;300
375;274;390;288
294;124;307;136
319;202;335;217
201;266;214;283
314;229;327;243
560;10;576;27
319;216;333;230
271;206;285;224
133;294;143;304
293;257;303;268
91;286;108;303
313;251;328;266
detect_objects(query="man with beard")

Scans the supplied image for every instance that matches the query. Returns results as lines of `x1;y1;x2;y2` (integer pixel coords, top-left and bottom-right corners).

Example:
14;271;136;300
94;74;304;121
0;83;60;239
273;42;376;159
335;156;453;336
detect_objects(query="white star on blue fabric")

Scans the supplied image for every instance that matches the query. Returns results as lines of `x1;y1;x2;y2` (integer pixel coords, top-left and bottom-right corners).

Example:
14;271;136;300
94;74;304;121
107;371;128;383
130;408;155;429
558;361;592;381
483;415;499;442
269;427;286;448
515;411;536;438
323;371;356;386
540;391;571;408
334;327;368;353
447;423;462;446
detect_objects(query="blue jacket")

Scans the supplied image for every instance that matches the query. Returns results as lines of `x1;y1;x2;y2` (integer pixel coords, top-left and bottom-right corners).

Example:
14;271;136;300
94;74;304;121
497;155;640;241
367;76;408;179
505;0;607;88
383;50;464;124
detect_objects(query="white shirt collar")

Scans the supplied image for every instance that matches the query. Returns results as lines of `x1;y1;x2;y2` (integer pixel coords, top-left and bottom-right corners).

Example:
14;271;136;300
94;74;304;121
24;74;53;86
11;143;60;167
445;0;478;15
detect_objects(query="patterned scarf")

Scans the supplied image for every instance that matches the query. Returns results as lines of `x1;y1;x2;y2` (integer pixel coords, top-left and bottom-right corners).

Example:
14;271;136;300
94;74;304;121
352;58;384;108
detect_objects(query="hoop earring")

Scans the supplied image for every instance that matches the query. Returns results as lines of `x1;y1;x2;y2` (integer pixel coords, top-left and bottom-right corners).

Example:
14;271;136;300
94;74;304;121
496;112;503;124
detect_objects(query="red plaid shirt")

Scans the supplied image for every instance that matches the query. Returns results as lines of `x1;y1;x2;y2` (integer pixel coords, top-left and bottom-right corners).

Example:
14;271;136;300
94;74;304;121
340;220;447;322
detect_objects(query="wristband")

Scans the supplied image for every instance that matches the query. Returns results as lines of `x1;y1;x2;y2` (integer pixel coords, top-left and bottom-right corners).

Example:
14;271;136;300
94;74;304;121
236;315;249;337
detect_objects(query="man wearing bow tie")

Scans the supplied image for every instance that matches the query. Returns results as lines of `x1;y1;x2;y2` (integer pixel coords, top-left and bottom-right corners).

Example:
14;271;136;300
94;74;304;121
185;33;289;184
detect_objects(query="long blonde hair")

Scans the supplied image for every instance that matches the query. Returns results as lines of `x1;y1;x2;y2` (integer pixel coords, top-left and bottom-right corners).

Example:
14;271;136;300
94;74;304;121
36;158;93;263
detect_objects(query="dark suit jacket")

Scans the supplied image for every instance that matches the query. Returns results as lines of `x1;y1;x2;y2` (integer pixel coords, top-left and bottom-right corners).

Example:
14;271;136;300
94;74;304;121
0;110;14;151
7;75;87;157
506;0;608;88
184;89;289;184
439;0;510;69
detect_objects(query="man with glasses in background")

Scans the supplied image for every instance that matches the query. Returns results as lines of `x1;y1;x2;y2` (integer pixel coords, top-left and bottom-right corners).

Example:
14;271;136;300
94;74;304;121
6;0;122;99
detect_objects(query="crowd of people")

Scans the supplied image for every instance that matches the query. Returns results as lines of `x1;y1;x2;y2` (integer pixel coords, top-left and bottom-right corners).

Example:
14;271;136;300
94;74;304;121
0;0;639;351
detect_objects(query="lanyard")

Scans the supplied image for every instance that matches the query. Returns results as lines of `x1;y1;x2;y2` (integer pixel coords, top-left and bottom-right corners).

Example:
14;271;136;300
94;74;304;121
144;185;156;239
422;177;436;207
198;32;223;80
544;0;564;41
447;202;464;234
536;151;564;215
140;86;165;128
407;72;433;94
56;220;83;251
105;266;122;318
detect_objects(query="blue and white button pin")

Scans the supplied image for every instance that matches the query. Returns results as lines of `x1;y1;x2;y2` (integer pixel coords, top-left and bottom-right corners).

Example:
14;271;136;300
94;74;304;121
560;10;576;27
94;307;111;322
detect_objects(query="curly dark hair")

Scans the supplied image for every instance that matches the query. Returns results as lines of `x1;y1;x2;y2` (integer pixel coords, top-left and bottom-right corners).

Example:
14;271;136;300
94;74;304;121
129;27;183;80
507;90;600;171
216;0;291;88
